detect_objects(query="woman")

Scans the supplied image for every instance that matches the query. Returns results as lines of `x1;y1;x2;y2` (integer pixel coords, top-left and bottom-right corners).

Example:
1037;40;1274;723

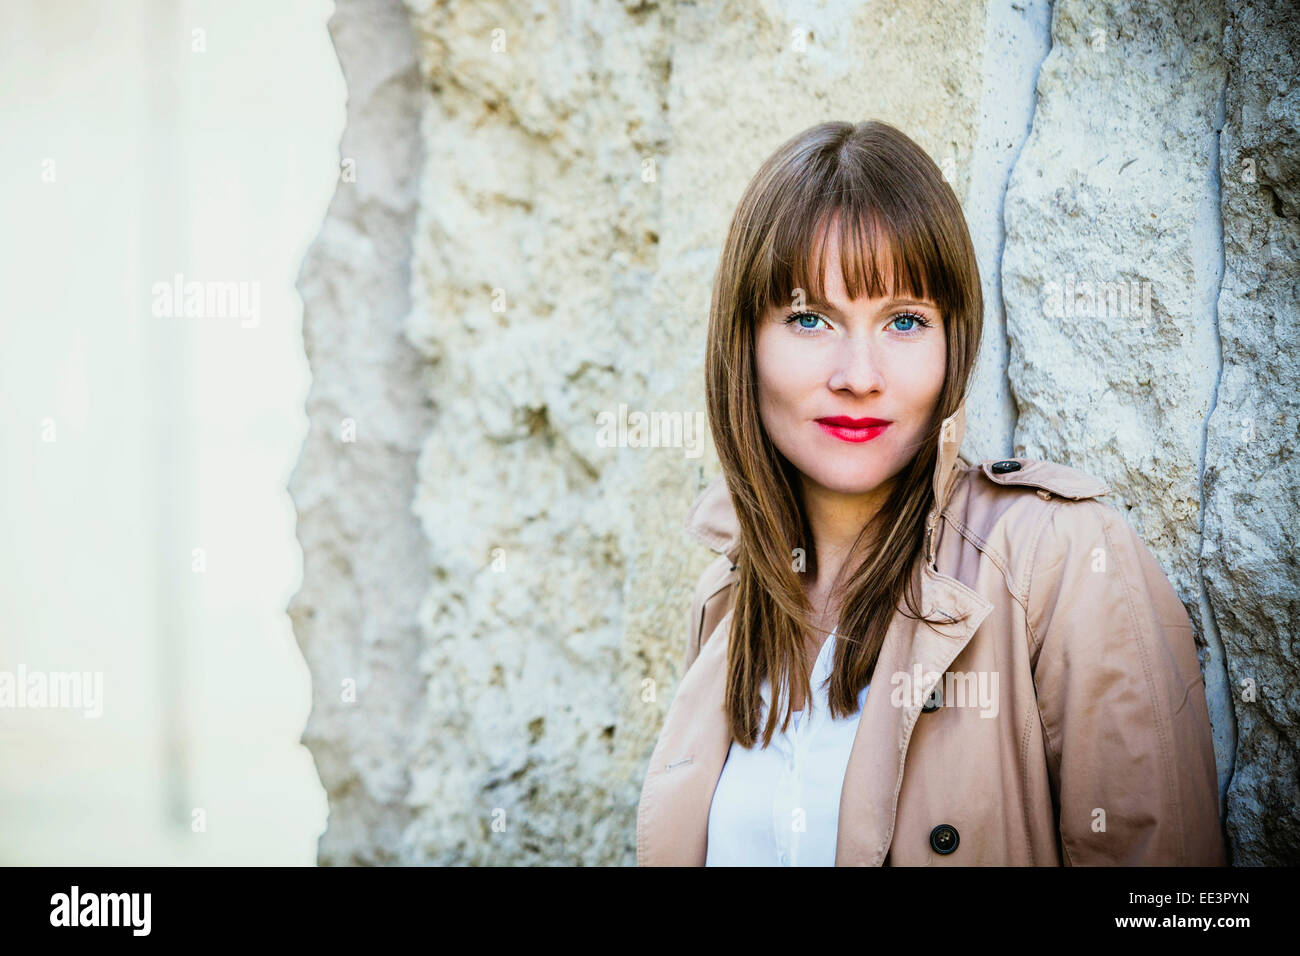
636;120;1225;866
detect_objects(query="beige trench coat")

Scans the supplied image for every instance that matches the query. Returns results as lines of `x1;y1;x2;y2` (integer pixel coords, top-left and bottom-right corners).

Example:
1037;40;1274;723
636;402;1226;866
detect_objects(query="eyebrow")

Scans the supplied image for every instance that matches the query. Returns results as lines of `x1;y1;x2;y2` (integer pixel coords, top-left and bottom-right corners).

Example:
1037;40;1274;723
794;296;938;313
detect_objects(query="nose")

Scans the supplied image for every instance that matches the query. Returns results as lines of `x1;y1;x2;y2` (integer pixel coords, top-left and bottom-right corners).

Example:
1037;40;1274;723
826;338;885;395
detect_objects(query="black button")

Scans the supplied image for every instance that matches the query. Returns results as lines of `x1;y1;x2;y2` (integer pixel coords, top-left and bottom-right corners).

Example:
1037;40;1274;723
991;459;1021;474
921;684;943;712
929;824;959;854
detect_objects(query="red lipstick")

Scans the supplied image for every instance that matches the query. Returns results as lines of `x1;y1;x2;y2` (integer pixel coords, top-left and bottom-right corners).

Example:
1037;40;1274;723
815;416;891;443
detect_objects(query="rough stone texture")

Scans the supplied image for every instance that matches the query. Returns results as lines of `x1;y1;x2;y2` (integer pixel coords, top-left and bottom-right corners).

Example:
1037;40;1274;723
396;0;984;865
1000;0;1299;865
288;0;430;865
961;0;1054;460
1205;0;1300;865
292;0;1298;865
1001;0;1238;823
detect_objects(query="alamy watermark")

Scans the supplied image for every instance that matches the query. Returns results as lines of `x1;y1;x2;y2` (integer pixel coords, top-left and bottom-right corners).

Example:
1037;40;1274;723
595;403;707;459
0;665;103;718
50;886;150;935
890;663;999;718
151;272;260;328
1041;275;1152;319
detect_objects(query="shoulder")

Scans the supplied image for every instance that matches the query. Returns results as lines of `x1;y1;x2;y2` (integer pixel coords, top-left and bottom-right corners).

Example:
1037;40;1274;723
690;551;737;606
682;473;740;557
942;456;1116;582
949;456;1184;625
681;473;741;652
960;456;1111;503
683;552;738;670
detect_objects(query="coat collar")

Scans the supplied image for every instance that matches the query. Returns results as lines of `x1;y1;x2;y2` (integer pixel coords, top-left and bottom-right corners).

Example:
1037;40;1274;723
641;399;992;866
683;400;970;568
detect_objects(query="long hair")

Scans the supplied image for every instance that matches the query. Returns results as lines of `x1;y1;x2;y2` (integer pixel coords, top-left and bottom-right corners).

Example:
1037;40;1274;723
705;120;983;748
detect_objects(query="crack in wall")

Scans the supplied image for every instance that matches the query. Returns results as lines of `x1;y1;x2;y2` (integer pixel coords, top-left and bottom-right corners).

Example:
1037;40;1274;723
289;0;430;865
1200;47;1239;822
997;0;1056;452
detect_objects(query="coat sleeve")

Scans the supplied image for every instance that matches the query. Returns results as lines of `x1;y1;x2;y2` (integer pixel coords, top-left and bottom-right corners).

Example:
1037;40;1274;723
682;554;736;674
1027;498;1225;865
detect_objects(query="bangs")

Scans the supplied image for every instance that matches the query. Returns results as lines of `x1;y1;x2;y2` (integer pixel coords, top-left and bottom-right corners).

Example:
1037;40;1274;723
752;194;959;320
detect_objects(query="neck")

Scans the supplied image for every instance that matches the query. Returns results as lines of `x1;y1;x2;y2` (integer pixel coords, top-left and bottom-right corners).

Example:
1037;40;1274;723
799;475;895;631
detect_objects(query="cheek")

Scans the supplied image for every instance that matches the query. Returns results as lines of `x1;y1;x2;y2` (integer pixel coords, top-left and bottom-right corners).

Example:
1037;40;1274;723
755;332;816;421
886;335;947;400
923;334;948;395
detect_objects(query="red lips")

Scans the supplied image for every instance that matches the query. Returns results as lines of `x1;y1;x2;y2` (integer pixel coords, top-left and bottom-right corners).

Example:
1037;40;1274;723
816;416;892;427
815;416;892;444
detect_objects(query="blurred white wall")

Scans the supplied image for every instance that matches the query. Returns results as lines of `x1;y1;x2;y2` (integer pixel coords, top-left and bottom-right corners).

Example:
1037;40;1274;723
0;0;344;864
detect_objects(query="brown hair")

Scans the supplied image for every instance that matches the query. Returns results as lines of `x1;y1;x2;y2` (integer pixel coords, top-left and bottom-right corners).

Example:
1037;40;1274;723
705;120;983;748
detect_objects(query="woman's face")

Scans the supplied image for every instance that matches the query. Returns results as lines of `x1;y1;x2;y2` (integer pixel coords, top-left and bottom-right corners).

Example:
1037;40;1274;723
754;231;947;499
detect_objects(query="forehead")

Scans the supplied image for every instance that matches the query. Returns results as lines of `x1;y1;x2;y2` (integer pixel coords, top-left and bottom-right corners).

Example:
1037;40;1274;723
812;227;935;307
821;229;885;301
757;201;947;318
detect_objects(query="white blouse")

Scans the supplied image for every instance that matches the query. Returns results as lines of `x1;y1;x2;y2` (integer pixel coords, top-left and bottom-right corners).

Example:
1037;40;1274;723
705;629;870;866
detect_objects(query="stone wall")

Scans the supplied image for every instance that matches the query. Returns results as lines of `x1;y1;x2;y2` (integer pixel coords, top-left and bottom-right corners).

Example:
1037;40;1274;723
293;0;1299;864
1205;0;1299;865
289;0;429;864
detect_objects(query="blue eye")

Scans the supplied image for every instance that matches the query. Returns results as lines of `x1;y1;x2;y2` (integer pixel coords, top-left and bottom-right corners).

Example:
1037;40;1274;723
783;311;829;333
782;309;934;335
889;311;932;334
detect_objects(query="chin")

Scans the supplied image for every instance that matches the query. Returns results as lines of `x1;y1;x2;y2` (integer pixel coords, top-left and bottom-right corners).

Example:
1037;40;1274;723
791;457;895;496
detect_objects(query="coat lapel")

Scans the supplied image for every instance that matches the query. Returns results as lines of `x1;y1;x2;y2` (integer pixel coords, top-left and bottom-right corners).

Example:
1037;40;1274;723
642;400;992;866
834;562;991;865
636;604;735;866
